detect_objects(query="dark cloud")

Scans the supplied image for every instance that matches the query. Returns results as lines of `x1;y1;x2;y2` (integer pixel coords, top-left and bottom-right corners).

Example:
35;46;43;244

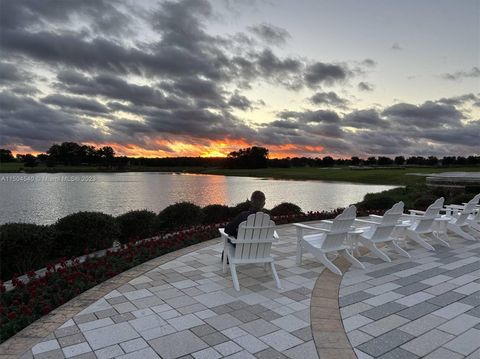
361;59;377;67
442;67;480;81
0;92;103;151
436;94;479;106
228;91;253;111
42;94;109;114
248;23;290;46
304;62;348;87
358;81;374;92
309;92;348;108
343;109;387;128
382;101;463;128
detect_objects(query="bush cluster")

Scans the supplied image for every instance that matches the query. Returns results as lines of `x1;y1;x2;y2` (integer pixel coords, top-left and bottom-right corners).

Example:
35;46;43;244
0;200;306;281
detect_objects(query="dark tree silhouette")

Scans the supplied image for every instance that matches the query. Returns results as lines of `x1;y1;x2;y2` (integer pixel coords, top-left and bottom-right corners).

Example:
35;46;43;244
226;146;269;168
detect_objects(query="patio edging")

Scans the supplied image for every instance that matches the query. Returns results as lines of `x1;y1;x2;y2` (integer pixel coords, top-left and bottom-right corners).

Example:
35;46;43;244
310;255;357;359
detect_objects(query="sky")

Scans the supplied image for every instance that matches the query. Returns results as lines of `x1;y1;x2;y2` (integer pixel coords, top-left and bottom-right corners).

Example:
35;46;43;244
0;0;479;158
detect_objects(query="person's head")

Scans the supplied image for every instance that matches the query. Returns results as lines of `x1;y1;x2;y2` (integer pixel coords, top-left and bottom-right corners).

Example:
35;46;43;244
250;190;266;210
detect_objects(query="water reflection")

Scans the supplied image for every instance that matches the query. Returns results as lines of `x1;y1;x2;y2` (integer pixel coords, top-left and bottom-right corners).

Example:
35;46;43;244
0;173;396;224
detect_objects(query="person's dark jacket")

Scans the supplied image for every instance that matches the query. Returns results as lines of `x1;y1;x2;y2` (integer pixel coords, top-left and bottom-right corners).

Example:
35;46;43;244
225;209;260;238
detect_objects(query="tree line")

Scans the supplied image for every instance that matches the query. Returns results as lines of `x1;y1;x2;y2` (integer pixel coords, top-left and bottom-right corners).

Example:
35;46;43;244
0;143;479;169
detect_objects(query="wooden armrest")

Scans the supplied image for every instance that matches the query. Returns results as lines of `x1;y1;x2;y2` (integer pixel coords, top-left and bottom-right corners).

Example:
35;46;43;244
293;223;330;231
355;218;379;225
369;214;383;218
274;231;279;240
409;209;425;215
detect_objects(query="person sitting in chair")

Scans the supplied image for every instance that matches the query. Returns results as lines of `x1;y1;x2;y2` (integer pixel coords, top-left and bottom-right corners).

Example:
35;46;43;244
221;190;266;262
225;190;266;238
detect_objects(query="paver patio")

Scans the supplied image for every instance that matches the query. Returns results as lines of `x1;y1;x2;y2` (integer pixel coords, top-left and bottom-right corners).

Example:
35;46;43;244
3;222;479;358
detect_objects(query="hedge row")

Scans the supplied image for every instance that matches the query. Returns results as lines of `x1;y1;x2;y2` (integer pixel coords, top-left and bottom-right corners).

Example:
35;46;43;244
0;201;302;281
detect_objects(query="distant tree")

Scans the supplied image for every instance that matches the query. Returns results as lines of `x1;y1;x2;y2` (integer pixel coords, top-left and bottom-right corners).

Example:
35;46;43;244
377;156;393;166
226;146;269;169
322;156;335;167
467;156;480;165
0;149;15;162
456;156;467;165
426;156;439;166
441;156;456;166
97;146;115;165
23;154;38;167
47;142;83;165
365;156;377;165
394;156;405;166
350;156;361;166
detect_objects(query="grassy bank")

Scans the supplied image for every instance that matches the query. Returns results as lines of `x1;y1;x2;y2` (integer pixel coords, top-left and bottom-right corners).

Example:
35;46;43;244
1;163;478;185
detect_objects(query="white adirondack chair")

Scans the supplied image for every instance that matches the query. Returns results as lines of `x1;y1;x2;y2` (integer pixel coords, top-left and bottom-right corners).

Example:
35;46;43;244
444;194;480;237
443;194;480;241
404;197;446;250
218;212;281;291
293;206;365;275
355;202;410;262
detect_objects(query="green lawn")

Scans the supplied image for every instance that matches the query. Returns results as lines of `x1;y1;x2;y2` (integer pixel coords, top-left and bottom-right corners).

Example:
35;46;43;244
194;167;480;186
1;163;478;185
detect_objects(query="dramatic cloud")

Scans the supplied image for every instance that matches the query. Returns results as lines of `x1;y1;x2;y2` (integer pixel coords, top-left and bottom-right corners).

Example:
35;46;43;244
358;82;374;92
309;91;348;108
442;67;480;81
0;0;478;158
249;23;290;46
305;62;348;87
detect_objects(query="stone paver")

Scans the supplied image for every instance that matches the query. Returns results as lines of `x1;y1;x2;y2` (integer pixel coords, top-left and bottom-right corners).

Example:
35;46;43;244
341;234;480;358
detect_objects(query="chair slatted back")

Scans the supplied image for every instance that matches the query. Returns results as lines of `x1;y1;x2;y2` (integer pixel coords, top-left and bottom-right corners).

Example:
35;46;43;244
456;194;480;225
369;202;404;241
322;205;356;251
414;197;444;233
235;212;276;260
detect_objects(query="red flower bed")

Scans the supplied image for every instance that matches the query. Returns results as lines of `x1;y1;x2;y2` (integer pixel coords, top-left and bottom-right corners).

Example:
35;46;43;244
0;209;382;342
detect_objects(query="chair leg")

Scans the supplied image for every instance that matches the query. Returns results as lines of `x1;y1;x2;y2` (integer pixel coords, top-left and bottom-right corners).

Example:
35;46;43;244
432;232;450;247
360;238;392;262
229;263;240;291
222;250;228;273
270;262;282;289
448;224;477;241
392;240;411;258
341;249;365;269
296;238;303;265
310;248;343;275
406;231;435;251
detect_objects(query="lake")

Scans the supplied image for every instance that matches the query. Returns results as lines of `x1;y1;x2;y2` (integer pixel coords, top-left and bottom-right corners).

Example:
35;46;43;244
0;172;396;224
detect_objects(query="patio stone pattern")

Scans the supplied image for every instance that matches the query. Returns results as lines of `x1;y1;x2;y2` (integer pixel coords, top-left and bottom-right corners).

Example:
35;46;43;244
340;236;480;358
1;220;479;358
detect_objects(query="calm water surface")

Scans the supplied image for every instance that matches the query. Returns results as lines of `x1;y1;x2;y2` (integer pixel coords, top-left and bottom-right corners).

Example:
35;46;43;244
0;172;396;224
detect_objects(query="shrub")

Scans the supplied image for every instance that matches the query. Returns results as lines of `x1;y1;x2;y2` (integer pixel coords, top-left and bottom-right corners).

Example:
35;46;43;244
156;202;204;231
54;212;120;257
117;210;157;244
270;202;303;216
450;193;476;206
229;200;251;217
357;194;397;210
412;195;439;210
202;204;231;224
0;223;54;280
